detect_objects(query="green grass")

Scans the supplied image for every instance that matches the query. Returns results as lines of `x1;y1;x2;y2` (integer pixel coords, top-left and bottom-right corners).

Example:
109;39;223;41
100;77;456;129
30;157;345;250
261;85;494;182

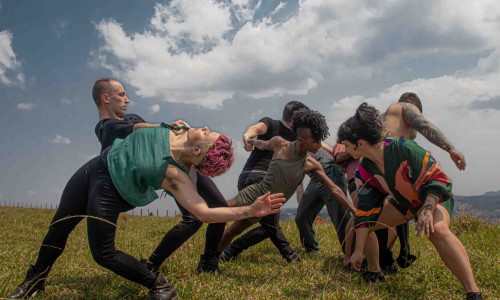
0;207;498;299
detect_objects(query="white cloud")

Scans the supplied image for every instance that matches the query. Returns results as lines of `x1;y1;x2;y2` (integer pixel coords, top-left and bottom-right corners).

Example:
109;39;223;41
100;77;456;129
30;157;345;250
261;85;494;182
53;134;71;144
329;53;500;195
52;19;69;38
93;1;500;108
61;98;72;105
17;102;35;110
148;104;160;114
0;30;25;86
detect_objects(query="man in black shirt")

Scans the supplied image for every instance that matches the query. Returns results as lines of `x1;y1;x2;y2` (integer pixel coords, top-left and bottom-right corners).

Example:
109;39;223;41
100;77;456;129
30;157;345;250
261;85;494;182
91;79;228;276
218;101;308;262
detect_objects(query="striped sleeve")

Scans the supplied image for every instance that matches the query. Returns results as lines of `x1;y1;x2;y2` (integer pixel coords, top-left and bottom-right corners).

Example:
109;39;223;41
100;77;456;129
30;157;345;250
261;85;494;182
354;164;386;228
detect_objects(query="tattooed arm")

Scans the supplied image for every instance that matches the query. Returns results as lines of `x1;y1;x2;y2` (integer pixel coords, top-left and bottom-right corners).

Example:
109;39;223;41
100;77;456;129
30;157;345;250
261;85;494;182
416;194;438;238
400;102;466;170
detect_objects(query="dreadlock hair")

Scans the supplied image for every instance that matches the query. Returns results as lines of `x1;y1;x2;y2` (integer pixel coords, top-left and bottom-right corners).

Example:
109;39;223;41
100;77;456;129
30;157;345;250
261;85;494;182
195;134;234;177
292;109;329;142
337;102;383;145
282;101;309;122
398;92;423;113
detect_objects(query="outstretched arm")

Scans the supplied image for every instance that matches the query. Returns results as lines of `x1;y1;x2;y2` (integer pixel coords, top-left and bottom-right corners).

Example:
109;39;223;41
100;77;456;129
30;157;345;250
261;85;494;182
162;165;285;223
305;156;356;213
399;102;466;170
242;122;269;151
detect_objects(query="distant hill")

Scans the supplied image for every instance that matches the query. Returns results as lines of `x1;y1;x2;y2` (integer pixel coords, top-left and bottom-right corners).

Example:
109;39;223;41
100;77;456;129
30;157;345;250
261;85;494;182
280;191;500;222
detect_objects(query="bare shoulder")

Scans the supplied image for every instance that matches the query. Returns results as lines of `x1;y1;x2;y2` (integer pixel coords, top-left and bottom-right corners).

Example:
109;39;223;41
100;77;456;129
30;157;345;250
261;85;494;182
385;102;403;115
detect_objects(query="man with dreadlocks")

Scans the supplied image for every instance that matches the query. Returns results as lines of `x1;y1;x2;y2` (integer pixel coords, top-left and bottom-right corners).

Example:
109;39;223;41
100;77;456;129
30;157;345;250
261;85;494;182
219;109;356;260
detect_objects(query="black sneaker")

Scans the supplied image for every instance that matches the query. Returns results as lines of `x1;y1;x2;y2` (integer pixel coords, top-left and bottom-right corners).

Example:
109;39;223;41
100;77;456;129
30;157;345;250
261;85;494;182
8;265;49;299
362;271;385;283
466;292;482;300
283;252;301;263
196;254;220;274
148;273;178;300
219;245;240;262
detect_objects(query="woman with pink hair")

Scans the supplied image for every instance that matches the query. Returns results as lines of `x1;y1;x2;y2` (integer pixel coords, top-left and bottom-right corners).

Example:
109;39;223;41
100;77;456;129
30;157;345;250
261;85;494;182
8;123;285;300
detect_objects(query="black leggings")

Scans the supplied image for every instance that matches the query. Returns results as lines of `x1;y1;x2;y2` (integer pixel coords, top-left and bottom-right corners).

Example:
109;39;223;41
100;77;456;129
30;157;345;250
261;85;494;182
34;149;157;288
148;174;227;266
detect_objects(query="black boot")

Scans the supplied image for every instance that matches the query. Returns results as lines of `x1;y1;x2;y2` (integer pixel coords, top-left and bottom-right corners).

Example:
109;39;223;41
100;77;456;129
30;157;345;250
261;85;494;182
148;273;178;300
219;245;241;262
8;265;50;299
196;254;220;273
466;292;482;300
362;270;386;283
283;251;301;263
141;258;160;274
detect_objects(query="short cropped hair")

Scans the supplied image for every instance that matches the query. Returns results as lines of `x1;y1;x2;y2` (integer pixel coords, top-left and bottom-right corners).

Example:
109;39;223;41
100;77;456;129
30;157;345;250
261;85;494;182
92;78;117;107
292;109;329;142
196;134;234;177
282;101;309;122
337;102;383;145
398;92;423;113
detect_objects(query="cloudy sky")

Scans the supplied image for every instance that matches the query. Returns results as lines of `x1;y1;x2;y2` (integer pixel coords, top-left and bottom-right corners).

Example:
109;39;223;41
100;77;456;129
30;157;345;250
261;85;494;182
1;0;499;213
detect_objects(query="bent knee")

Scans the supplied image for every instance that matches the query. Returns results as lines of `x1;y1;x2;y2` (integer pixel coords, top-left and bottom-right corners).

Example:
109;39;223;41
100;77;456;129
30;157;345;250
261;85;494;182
428;222;452;240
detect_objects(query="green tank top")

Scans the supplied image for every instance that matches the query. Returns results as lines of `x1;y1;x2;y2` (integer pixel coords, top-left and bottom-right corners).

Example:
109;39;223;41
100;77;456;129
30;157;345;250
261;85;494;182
235;141;307;206
107;123;188;207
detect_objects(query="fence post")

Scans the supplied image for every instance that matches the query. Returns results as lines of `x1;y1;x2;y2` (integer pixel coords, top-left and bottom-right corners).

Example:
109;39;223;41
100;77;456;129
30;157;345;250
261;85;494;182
140;209;143;216
156;209;159;216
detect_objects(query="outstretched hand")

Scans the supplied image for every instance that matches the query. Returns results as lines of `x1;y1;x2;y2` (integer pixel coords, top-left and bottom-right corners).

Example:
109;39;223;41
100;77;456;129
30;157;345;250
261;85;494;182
347;251;363;272
249;192;285;217
449;149;466;170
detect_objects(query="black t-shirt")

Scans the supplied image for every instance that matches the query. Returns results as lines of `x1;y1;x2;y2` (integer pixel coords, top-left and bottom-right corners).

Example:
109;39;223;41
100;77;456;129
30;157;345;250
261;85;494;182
241;117;296;173
95;113;145;152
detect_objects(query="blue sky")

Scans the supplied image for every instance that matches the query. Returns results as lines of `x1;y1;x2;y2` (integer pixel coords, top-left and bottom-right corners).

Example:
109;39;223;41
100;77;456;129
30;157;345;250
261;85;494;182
1;0;499;212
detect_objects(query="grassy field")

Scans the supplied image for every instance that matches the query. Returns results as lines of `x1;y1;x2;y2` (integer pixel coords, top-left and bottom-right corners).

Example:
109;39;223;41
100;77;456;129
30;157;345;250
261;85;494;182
0;206;498;299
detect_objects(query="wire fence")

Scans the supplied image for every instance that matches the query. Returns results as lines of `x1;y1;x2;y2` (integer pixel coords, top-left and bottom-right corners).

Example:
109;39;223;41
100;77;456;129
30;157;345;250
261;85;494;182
0;201;180;217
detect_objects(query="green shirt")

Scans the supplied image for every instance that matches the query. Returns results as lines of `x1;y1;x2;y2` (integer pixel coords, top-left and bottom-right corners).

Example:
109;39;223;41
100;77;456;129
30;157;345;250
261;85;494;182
107;123;187;207
235;141;307;206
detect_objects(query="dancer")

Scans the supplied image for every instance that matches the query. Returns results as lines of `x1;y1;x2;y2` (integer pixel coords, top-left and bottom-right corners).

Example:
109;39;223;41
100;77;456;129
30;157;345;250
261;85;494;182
218;101;308;262
295;146;351;253
92;78;227;273
219;110;355;261
339;103;481;300
8;120;285;300
342;92;467;270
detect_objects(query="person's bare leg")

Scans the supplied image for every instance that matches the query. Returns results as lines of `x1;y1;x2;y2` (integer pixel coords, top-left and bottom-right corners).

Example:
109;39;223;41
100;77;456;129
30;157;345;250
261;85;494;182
343;216;355;266
365;200;407;272
427;205;480;293
218;220;252;252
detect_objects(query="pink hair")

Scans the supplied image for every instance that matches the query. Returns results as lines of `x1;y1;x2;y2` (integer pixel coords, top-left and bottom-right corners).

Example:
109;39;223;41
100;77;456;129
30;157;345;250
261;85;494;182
196;134;234;177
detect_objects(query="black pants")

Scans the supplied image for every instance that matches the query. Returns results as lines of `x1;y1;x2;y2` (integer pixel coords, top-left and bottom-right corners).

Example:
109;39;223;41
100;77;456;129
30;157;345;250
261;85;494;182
34;149;157;288
148;174;227;266
228;171;295;257
295;163;350;253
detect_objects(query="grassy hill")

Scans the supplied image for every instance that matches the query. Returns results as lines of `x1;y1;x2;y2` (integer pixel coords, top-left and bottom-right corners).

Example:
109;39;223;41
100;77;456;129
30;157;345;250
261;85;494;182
0;206;498;299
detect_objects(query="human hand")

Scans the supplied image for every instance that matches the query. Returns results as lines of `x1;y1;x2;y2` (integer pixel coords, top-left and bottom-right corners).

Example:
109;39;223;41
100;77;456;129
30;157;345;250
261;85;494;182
249;192;285;217
449;149;466;171
416;205;434;238
348;250;363;272
243;134;255;151
169;120;191;128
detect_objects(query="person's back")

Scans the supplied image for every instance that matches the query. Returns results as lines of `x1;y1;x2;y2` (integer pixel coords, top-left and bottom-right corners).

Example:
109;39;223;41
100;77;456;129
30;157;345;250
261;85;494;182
381;103;416;140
